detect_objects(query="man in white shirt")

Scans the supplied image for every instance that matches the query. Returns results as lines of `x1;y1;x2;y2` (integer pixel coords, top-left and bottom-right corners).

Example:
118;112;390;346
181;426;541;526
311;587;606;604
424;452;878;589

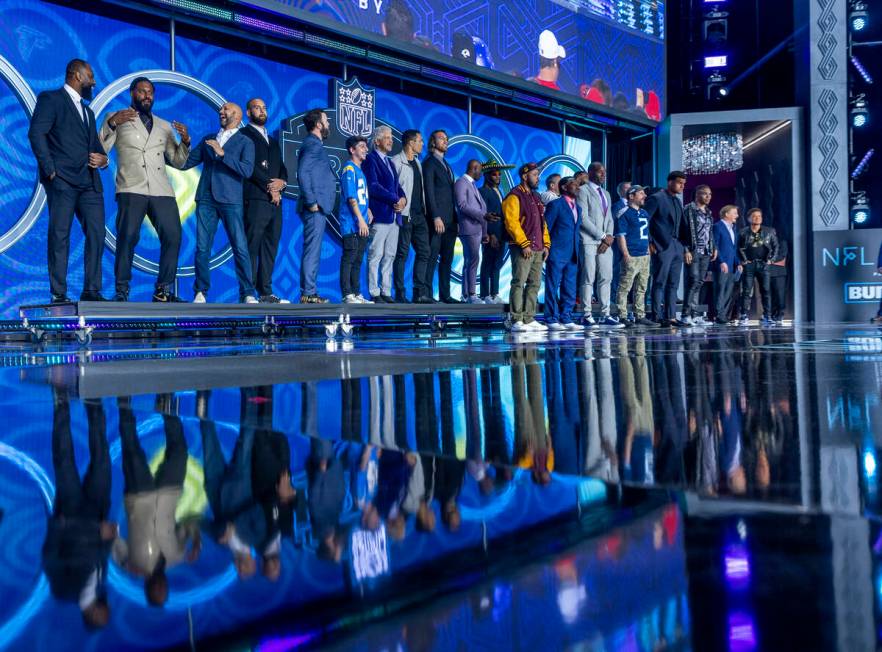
540;174;561;205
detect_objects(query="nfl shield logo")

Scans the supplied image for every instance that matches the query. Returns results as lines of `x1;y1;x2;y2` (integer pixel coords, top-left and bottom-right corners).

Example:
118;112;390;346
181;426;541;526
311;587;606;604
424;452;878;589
334;77;375;138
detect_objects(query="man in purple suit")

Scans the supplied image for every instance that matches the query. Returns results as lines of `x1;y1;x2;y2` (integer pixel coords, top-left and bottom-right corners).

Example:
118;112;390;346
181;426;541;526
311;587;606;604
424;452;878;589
455;159;490;303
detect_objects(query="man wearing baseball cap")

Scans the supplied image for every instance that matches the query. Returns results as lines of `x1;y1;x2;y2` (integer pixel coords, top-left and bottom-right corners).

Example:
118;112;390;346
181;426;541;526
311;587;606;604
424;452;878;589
534;30;566;91
502;162;550;332
614;185;657;326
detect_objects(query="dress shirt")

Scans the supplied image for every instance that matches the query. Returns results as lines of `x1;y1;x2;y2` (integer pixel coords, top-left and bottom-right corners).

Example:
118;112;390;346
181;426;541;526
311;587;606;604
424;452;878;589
589;181;608;216
724;220;736;244
216;127;238;148
253;124;268;143
63;83;86;122
564;195;578;223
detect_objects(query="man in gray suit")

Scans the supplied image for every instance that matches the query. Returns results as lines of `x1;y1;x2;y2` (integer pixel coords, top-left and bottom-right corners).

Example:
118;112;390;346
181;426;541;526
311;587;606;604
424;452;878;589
391;129;432;303
576;163;623;328
100;77;190;303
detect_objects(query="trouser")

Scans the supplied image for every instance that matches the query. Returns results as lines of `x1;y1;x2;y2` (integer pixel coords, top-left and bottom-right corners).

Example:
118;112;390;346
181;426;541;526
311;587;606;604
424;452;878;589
244;199;282;297
300;211;327;296
684;252;712;317
114;193;181;294
480;367;510;465
341;378;362;442
651;243;684;321
460;232;482;297
511;350;547;464
509;247;544;324
120;403;188;493
769;272;787;319
428;222;458;301
393;214;431;299
611;246;622;305
580;242;613;315
46;176;105;296
740;261;771;317
201;419;255;519
340;234;368;297
194;200;256;299
414;372;439;453
544;253;579;323
368;222;399;297
480;239;505;298
714;270;737;320
615;255;651;318
52;396;110;519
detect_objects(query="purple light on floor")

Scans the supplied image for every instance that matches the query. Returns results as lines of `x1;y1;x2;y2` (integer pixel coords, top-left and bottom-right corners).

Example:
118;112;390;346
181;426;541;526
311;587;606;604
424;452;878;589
259;632;319;652
724;543;751;589
728;612;757;651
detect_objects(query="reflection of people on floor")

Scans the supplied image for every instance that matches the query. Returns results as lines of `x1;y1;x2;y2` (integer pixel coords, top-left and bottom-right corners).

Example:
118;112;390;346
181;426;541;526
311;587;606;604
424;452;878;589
369;375;397;450
544;347;588;477
414;372;439;455
402;452;436;532
308;438;346;562
684;341;718;495
511;346;552;485
651;343;688;484
716;352;746;495
617;337;655;484
113;395;199;607
341;378;363;443
374;449;416;541
436;457;465;532
583;338;619;481
42;393;115;629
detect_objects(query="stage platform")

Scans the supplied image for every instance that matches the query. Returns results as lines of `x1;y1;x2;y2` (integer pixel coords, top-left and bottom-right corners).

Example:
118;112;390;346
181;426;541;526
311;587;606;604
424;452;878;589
18;300;507;345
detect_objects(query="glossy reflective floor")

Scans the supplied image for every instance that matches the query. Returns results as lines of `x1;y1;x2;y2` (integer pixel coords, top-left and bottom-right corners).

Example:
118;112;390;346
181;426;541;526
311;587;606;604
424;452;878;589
0;323;880;651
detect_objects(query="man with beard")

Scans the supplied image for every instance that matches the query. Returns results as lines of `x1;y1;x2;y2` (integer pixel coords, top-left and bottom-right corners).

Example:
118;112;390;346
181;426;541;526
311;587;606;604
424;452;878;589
29;58;109;303
477;159;512;304
240;98;289;303
99;76;190;302
296;108;335;304
423;130;458;303
503;162;550;332
182;102;257;303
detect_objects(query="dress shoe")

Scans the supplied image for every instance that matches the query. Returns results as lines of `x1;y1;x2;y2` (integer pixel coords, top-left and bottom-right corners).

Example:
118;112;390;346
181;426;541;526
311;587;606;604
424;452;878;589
394;295;412;304
670;319;690;328
416;296;436;304
80;292;107;302
379;294;395;304
112;292;129;302
441;297;461;304
50;294;71;304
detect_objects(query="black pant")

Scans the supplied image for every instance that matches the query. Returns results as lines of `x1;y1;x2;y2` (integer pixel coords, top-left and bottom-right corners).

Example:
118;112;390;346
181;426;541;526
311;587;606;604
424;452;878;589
740;261;771;317
114;193;182;294
46;176;105;297
244;199;282;297
340;234;368;297
769;271;787;319
480;239;505;298
684;252;711;317
714;270;737;321
428;221;458;301
120;404;188;494
651;242;684;321
393;214;431;299
53;397;110;519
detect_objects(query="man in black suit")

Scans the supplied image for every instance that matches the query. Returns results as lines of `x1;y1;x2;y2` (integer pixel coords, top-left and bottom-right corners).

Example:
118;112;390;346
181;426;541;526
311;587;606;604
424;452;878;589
28;59;108;303
423;130;458;303
241;98;289;303
644;171;692;327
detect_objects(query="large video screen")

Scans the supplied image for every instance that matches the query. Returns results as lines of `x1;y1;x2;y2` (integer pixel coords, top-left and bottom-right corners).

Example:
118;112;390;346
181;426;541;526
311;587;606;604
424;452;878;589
239;0;666;121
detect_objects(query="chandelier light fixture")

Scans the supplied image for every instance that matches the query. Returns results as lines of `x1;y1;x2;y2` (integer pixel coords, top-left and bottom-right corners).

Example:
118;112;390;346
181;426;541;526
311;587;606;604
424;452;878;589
682;131;744;175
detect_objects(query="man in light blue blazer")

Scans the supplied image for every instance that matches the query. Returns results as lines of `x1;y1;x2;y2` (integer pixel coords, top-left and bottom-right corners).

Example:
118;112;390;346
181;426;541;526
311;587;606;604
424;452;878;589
296;109;336;304
544;176;584;330
183;102;257;303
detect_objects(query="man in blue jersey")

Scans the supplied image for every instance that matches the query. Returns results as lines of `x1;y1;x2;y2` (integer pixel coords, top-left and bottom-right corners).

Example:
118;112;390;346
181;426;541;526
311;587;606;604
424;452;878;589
614;185;657;327
339;136;374;304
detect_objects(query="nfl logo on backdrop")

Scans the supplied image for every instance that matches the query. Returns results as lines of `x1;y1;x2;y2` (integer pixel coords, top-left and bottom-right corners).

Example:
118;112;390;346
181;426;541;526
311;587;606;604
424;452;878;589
335;77;374;138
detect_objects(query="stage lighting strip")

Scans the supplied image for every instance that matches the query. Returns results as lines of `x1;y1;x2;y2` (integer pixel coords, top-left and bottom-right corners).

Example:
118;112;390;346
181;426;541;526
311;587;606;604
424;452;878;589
153;0;233;19
304;33;366;57
235;14;303;40
512;91;550;107
367;51;421;72
742;121;791;152
421;66;469;85
470;79;513;98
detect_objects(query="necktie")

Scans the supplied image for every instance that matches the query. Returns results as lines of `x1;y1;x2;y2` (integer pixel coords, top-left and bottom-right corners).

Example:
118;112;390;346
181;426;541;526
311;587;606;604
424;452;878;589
598;186;608;215
444;160;454;182
80;99;89;129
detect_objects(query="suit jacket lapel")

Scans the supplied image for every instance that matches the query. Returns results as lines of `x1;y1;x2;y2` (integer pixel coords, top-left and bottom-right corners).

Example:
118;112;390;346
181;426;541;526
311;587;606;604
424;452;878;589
61;89;88;135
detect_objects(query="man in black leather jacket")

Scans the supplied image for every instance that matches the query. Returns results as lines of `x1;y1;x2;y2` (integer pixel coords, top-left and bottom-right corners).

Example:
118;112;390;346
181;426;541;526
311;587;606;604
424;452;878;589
737;208;779;324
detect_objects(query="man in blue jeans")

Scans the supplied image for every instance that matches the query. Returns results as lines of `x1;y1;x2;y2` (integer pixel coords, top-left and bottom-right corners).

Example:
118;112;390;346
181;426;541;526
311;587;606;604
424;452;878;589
183;102;257;303
296;109;336;304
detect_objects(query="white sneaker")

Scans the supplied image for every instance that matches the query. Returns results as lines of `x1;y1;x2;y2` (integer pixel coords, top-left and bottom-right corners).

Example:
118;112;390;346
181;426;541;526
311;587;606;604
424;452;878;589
681;316;695;326
564;322;584;331
529;321;548;332
548;322;566;331
492;295;505;304
583;315;598;328
244;296;259;304
193;292;206;304
343;294;359;304
692;315;707;326
356;294;373;304
467;295;485;304
511;321;529;332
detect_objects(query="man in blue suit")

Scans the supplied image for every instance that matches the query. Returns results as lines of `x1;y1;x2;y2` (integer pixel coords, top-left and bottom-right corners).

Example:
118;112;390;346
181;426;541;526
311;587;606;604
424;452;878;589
712;204;742;324
296;109;336;304
28;59;109;303
182;102;257;303
544;177;584;330
363;125;406;302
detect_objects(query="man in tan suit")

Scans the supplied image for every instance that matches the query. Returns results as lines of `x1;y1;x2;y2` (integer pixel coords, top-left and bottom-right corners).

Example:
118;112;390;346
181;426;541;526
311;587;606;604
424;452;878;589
100;76;190;302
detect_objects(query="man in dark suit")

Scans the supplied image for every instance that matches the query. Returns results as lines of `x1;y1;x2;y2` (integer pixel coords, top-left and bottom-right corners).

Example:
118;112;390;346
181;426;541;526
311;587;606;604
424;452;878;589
712;204;742;324
182;102;257;303
28;59;109;303
296;109;335;304
423;130;458;303
241;98;289;304
42;391;116;629
477;160;511;304
544;177;585;330
644;170;692;327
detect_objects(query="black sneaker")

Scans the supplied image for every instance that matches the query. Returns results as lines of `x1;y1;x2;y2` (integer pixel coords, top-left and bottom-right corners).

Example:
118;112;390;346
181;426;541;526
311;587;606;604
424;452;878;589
300;294;329;304
112;292;128;302
50;294;71;304
153;288;186;303
379;294;396;304
394;295;412;304
260;294;291;304
636;317;659;327
80;292;108;302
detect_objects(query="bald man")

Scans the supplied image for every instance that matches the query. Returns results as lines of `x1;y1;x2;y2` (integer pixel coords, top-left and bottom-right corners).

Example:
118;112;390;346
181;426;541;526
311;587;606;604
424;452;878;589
183;102;258;303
